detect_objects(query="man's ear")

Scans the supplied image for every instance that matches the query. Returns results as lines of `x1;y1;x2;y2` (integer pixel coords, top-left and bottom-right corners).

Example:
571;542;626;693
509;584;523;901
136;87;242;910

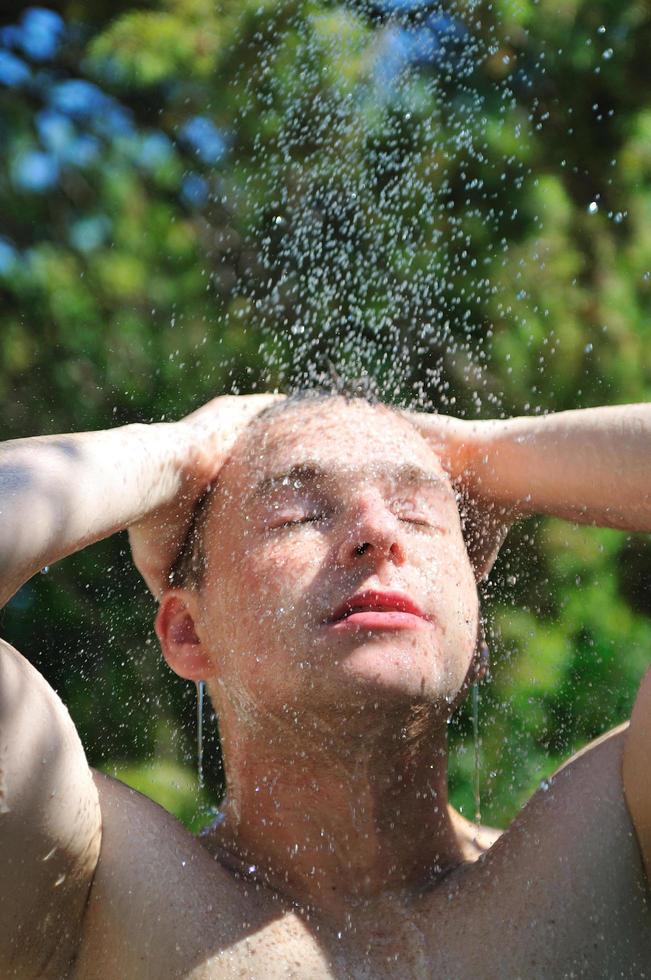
155;590;210;681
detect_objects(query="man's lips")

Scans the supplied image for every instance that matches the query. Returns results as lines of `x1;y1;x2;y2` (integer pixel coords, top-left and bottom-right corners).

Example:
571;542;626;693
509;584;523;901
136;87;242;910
324;590;433;632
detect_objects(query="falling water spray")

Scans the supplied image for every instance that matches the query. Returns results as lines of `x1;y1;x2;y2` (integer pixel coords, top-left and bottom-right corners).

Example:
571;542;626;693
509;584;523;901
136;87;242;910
471;679;481;825
195;679;205;790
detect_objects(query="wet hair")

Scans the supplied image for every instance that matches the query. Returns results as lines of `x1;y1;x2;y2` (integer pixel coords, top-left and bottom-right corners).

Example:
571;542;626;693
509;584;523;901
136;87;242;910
169;389;394;591
168;481;215;590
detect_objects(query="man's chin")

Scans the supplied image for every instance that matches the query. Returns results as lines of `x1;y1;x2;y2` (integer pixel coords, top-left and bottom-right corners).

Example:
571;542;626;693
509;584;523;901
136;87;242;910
334;641;462;708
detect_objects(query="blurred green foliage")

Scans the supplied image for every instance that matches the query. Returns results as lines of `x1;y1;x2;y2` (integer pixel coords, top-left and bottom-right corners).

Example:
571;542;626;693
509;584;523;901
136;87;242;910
1;0;651;829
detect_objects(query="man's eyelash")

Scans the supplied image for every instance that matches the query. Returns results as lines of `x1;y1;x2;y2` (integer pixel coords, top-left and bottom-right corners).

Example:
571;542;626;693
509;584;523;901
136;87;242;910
278;514;325;528
398;517;431;527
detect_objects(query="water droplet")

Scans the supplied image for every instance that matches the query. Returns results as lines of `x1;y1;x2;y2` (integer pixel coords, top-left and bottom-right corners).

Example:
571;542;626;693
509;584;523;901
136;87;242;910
587;201;599;215
602;48;613;60
584;342;593;354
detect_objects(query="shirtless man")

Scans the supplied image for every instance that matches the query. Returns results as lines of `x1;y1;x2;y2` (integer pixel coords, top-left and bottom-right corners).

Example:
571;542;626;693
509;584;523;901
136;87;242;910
1;392;649;979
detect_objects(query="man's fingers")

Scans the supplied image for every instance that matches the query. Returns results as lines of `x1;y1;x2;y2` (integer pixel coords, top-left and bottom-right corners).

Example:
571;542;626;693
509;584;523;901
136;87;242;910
129;393;285;599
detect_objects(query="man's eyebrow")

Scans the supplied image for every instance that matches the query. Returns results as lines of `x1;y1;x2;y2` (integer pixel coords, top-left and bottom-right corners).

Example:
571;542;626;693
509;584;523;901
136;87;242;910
250;461;329;500
250;460;447;500
385;463;445;486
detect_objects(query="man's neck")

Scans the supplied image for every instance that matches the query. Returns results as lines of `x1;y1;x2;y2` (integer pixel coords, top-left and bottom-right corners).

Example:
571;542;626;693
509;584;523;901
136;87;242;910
207;699;467;920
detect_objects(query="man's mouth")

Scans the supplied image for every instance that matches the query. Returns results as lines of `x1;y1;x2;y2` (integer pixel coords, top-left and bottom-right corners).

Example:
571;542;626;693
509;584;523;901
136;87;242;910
324;590;433;632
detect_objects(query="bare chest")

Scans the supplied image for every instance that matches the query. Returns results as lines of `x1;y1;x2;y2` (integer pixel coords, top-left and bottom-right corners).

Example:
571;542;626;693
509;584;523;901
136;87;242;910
74;739;650;980
75;826;649;980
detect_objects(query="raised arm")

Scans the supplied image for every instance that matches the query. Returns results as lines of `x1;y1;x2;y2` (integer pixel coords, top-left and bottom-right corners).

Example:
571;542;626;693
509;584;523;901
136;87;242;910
407;403;651;577
0;394;277;976
0;423;187;608
460;404;651;531
409;402;651;882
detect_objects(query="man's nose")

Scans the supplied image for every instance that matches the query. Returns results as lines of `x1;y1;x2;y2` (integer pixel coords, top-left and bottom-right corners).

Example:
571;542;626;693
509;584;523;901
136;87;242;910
336;493;406;567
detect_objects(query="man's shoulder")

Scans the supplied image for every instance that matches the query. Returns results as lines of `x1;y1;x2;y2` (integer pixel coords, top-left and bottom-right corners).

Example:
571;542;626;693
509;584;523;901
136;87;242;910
73;772;308;980
623;664;651;882
508;722;640;880
418;725;650;977
550;676;651;888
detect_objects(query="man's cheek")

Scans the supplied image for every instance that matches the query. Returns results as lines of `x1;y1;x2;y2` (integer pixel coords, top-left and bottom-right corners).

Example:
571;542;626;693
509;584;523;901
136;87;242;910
231;559;300;637
253;542;322;595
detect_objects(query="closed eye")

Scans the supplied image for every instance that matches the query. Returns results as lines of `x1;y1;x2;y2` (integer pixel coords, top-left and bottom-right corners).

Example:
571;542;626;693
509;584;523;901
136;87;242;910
396;515;442;530
275;514;326;529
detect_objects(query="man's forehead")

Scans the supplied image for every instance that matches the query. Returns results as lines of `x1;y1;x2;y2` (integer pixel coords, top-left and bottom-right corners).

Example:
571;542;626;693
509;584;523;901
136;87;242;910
243;431;447;494
223;398;449;493
248;399;433;456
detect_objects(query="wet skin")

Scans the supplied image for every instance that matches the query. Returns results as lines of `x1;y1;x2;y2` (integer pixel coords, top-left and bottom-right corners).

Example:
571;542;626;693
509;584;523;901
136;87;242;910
153;400;483;917
127;398;646;978
1;397;650;978
193;400;479;724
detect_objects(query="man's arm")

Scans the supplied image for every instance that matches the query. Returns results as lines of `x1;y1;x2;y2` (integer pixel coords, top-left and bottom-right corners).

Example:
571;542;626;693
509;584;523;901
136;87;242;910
0;395;277;976
0;638;102;977
0;420;193;976
0;393;280;607
0;422;189;609
411;403;651;875
461;404;651;532
463;405;651;873
408;404;651;576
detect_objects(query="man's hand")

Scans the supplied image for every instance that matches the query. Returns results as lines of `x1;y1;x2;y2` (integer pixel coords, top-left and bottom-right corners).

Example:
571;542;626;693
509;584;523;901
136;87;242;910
129;394;282;597
403;411;518;580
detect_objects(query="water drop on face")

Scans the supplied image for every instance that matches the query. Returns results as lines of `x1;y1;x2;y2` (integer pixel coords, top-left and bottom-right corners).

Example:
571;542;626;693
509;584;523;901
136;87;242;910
40;565;49;574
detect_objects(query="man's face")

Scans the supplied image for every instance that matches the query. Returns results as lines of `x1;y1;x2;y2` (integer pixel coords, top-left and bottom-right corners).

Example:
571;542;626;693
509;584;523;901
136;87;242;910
195;400;478;725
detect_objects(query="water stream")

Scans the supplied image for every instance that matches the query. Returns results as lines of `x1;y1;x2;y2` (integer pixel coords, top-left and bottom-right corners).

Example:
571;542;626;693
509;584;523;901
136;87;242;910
195;679;205;790
471;679;481;824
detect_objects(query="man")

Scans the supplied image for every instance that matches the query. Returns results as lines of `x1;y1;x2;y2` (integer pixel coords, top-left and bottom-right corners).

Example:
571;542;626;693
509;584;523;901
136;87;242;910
0;392;649;979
